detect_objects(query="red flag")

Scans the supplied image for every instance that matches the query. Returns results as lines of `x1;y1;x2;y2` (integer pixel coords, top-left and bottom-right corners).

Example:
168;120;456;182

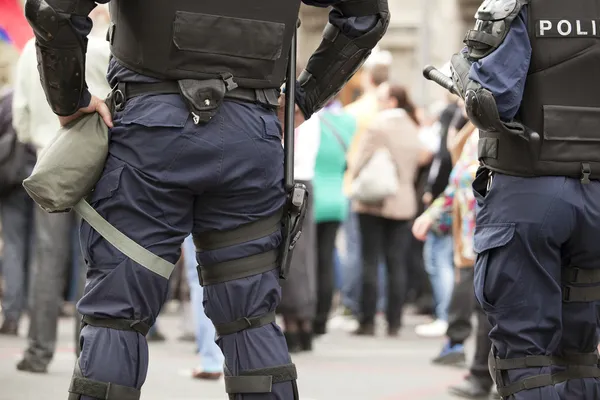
0;0;33;51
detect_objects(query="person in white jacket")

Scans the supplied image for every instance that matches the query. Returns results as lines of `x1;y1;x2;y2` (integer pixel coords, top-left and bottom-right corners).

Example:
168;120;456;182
11;5;112;373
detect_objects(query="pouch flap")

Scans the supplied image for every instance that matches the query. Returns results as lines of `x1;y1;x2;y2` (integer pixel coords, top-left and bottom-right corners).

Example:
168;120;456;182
473;223;515;254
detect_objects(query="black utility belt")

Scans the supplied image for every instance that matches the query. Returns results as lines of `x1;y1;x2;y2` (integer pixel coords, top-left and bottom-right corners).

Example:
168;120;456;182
112;81;280;112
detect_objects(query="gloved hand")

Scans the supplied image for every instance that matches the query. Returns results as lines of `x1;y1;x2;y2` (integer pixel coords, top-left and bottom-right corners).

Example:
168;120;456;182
449;52;473;100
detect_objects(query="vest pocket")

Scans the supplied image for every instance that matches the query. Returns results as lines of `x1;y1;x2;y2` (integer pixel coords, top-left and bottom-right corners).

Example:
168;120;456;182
172;11;285;81
540;105;600;162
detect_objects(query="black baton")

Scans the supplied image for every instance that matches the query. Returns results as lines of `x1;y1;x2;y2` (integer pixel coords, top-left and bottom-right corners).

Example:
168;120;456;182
280;21;308;280
284;24;297;191
423;65;460;97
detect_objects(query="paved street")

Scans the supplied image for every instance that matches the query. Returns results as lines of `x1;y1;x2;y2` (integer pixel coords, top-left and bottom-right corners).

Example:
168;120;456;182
0;309;477;400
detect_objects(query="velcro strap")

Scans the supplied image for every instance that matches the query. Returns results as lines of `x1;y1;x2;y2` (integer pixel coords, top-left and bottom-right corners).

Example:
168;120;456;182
497;374;554;398
82;315;150;336
69;376;140;400
562;285;600;302
335;0;382;16
494;353;599;370
557;352;599;366
464;30;502;48
194;210;283;251
553;365;600;384
494;355;555;370
214;311;276;336
199;250;279;286
225;363;297;394
563;267;600;284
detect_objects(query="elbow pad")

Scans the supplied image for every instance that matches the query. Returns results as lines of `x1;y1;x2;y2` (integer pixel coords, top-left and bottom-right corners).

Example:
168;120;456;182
297;0;390;119
465;87;529;140
25;0;93;116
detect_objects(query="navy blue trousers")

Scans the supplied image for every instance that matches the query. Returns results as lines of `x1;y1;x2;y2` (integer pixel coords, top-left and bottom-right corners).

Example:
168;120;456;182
76;94;293;399
473;169;600;399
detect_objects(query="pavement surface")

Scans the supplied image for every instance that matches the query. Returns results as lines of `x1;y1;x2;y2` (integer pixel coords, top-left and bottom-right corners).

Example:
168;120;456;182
0;308;483;400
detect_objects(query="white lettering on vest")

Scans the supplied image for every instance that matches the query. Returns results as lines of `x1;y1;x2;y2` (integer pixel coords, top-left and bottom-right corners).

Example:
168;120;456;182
536;19;600;37
576;20;589;35
557;20;573;36
539;20;552;36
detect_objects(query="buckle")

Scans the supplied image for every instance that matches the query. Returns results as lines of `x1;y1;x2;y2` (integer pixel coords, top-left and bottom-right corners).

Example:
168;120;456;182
243;317;252;328
113;89;125;112
220;73;238;91
562;286;572;302
581;163;591;184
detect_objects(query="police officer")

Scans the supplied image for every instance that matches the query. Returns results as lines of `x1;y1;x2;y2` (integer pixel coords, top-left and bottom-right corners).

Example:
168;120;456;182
442;0;600;398
23;0;389;398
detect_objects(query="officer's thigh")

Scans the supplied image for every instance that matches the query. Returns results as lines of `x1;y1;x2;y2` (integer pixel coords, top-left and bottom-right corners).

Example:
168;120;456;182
554;179;600;397
473;172;575;358
190;101;295;399
77;95;196;392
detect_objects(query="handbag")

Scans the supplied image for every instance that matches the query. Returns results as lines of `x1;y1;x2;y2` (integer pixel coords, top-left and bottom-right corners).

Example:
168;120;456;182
350;147;399;204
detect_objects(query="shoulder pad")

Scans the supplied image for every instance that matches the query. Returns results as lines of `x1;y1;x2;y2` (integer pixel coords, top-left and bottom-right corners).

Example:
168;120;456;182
475;0;518;21
465;0;528;60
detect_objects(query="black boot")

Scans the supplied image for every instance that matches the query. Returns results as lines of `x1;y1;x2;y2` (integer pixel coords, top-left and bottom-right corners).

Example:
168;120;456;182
284;332;301;353
0;319;18;336
447;375;493;399
352;323;375;336
298;330;313;352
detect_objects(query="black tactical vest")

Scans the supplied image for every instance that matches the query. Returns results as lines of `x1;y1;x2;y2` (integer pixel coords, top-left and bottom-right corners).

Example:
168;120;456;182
479;0;600;180
107;0;301;89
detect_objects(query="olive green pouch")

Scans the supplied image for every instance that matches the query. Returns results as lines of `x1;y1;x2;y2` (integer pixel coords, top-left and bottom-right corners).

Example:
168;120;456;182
22;111;109;213
22;94;174;279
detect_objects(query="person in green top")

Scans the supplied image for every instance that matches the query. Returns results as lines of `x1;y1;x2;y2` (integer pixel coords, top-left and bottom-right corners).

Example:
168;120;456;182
312;99;357;335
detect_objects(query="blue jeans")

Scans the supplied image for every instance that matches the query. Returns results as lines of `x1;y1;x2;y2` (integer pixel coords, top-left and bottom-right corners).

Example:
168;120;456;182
423;231;454;321
183;235;224;373
340;209;386;315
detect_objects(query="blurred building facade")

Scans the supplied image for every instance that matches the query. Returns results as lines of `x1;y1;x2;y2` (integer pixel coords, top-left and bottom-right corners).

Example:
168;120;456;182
298;0;481;107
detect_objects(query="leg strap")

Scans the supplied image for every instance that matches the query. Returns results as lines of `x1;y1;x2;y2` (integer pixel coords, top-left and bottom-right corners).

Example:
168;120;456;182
197;250;279;286
68;362;140;400
194;209;283;286
214;310;276;336
225;363;297;394
490;351;600;398
82;315;150;336
562;266;600;302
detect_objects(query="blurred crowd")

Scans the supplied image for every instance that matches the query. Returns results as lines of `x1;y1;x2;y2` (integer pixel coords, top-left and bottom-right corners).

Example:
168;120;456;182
0;8;499;399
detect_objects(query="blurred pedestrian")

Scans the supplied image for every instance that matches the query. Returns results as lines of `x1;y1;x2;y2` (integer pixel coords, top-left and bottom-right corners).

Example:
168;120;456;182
414;99;460;337
351;83;431;336
413;119;497;398
312;97;357;336
278;92;318;351
0;86;36;336
12;8;111;372
182;235;224;379
341;56;390;318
